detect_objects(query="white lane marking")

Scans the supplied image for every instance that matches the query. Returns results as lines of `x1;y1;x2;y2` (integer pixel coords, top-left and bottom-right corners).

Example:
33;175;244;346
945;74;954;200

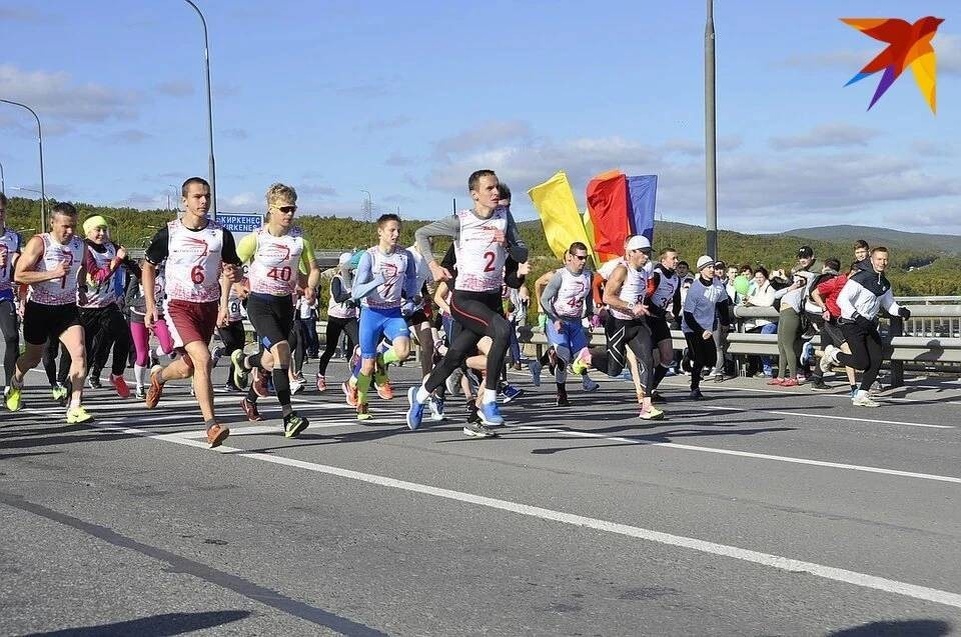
82;420;961;611
508;424;961;485
656;379;961;406
700;405;953;430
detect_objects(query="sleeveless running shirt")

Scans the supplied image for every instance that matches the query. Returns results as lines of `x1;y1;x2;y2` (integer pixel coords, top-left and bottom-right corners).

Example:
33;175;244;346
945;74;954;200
0;228;20;299
552;268;591;319
649;264;680;311
247;227;306;297
610;264;650;321
453;206;508;293
80;242;118;308
327;274;356;319
28;233;85;306
364;247;410;309
164;219;225;303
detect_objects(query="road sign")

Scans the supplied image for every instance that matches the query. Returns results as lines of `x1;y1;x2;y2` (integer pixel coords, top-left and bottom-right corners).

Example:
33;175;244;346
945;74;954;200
219;213;262;233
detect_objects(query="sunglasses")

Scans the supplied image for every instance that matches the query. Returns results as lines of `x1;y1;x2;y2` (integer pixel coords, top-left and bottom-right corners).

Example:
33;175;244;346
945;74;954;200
571;254;588;261
274;205;297;213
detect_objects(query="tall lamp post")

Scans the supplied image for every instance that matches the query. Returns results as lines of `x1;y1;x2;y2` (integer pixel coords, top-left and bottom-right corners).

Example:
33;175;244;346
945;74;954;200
0;99;46;228
0;158;5;195
704;0;718;259
184;0;217;220
361;189;372;222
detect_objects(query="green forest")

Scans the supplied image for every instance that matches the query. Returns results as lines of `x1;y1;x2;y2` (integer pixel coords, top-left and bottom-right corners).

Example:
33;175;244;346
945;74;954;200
5;196;960;298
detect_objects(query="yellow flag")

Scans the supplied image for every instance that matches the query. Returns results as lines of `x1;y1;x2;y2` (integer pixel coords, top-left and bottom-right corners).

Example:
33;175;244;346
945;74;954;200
528;171;596;262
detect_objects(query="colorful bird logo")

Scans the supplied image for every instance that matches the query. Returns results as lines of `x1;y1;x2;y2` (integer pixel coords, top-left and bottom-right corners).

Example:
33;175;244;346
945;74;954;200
841;16;944;113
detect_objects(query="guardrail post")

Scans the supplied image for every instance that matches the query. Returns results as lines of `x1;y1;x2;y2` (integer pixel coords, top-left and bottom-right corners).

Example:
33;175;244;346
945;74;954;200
889;317;904;388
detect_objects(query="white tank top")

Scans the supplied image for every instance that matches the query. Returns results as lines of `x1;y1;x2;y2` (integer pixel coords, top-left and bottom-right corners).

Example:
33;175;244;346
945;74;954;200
0;228;20;295
327;274;356;319
610;264;649;320
552;269;591;319
246;227;305;297
364;247;410;309
453;207;508;293
80;242;118;309
28;233;85;306
164;219;225;303
649;264;680;311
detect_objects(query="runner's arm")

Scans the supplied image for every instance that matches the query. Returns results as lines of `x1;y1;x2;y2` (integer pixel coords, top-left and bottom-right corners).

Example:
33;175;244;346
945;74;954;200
414;216;460;265
539;271;564;323
13;236;60;285
350;251;385;300
504;210;529;263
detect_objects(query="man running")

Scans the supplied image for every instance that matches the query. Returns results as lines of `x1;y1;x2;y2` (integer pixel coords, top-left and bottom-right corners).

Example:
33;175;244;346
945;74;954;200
6;203;92;422
646;247;681;398
821;246;910;407
230;183;319;436
142;177;241;447
407;169;529;433
538;241;595;406
348;213;419;421
0;193;22;397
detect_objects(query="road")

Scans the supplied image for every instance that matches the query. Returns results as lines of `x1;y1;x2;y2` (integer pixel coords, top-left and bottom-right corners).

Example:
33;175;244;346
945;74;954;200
2;362;960;636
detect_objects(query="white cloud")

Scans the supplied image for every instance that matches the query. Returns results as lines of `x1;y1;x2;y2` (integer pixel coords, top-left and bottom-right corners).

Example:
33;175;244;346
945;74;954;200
432;119;534;159
769;123;879;150
224;192;258;209
0;64;138;123
157;80;194;97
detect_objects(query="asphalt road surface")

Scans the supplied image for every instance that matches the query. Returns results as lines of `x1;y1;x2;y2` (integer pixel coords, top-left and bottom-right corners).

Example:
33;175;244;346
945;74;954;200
2;360;961;636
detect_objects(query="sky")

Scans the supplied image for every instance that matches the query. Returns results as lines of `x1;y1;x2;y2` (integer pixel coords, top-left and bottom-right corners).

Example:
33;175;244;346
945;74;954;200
1;0;960;236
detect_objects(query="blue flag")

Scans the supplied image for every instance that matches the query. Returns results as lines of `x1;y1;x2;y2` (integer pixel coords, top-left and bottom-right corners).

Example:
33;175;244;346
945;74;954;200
626;175;657;243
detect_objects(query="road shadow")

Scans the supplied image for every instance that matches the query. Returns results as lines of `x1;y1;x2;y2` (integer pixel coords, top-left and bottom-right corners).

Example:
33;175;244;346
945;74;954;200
827;619;952;636
25;610;251;636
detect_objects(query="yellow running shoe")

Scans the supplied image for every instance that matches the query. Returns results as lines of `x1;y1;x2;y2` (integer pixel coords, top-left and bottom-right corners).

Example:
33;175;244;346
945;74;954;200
638;406;665;421
5;385;22;412
66;405;93;424
356;403;373;421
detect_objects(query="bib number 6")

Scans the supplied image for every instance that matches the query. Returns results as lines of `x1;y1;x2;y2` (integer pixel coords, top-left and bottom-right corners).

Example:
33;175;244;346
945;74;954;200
191;265;206;284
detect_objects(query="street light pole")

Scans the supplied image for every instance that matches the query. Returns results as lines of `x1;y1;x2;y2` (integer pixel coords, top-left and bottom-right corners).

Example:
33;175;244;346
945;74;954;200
360;189;372;223
0;159;4;195
0;99;46;228
704;0;718;259
184;0;217;220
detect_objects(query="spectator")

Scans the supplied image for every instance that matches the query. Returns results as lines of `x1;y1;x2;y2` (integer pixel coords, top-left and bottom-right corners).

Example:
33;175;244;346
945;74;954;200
741;266;776;377
768;273;807;386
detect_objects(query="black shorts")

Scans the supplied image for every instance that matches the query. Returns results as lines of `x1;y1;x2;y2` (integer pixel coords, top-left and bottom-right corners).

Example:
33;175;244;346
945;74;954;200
406;308;430;327
821;319;846;348
648;315;673;344
23;301;81;345
246;293;294;350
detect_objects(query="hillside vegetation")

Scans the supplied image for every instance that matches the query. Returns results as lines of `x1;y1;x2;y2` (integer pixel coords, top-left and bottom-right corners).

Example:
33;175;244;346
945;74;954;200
5;197;960;296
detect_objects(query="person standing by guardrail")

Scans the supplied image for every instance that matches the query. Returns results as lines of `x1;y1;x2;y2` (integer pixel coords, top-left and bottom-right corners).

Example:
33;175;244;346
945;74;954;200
821;246;910;407
682;256;730;399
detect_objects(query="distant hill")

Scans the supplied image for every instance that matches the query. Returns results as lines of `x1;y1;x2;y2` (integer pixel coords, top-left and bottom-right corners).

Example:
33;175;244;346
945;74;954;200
784;225;961;256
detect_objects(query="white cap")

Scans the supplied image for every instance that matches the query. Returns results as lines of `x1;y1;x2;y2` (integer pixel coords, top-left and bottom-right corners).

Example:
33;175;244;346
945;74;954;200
338;252;352;265
696;255;715;271
625;235;651;251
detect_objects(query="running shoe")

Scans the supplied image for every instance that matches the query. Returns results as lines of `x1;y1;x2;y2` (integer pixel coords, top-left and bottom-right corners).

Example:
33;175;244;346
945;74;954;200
145;365;164;409
650;390;664;403
820;345;839;373
445;368;463;396
110;374;130;399
463;421;497;438
528;359;542;387
51;383;68;403
135;386;145;400
428;396;446;422
342;381;358;407
766;378;785;386
241;397;263;422
406;386;426;431
316;373;327;392
689;389;704;400
375;379;394;400
290;377;306;395
5;385;22;412
206;423;230;448
555;391;570;407
211;346;223;368
570;347;592;376
638;406;665;421
466;401;481;424
283;412;309;438
356;403;372;421
780;378;799;387
500;384;523;403
581;376;600;392
799;342;814;366
87;375;102;390
479;401;504;427
251;369;269;398
852;394;880;408
66;405;93;424
230;350;250;389
809;379;830;391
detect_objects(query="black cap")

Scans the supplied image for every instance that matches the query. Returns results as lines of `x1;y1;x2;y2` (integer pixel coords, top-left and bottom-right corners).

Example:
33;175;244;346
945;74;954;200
797;246;814;258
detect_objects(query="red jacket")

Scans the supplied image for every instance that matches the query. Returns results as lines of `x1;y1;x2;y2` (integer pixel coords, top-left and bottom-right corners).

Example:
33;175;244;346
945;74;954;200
817;274;848;318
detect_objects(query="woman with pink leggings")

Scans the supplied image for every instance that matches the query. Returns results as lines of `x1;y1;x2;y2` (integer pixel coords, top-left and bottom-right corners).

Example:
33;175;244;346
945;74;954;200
125;267;174;398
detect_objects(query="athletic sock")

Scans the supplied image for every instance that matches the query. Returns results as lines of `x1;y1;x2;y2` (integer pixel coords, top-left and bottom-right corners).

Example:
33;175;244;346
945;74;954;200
381;348;400;366
415;385;430;403
273;367;291;409
357;372;372;404
482;388;496;404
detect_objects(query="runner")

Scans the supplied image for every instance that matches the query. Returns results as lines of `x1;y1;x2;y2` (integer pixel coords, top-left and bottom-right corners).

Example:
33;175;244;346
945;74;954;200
5;203;91;423
230;183;319;436
348;213;419;421
316;253;358;391
125;263;175;399
216;274;247;392
406;240;445;420
646;247;681;398
681;256;730;400
142;177;242;447
821;246;910;407
538;241;596;406
407;170;529;433
0;193;21;396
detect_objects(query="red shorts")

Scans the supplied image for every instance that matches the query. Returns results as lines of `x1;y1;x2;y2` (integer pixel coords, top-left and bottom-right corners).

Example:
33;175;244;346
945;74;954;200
166;299;218;349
